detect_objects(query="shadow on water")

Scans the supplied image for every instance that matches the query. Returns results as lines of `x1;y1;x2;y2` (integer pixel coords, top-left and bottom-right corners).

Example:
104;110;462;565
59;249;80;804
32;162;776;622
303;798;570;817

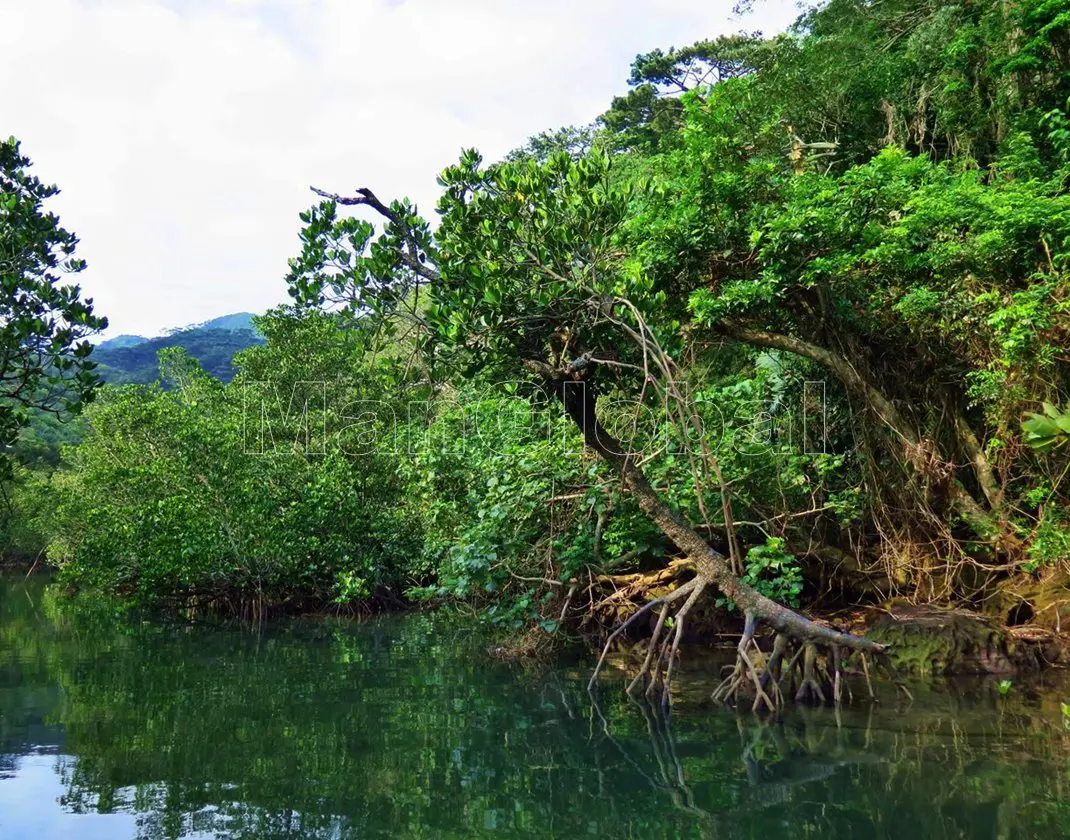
2;572;1070;839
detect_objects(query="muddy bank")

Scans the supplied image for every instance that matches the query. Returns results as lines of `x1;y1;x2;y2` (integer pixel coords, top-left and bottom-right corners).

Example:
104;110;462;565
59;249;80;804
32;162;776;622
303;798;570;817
859;604;1068;675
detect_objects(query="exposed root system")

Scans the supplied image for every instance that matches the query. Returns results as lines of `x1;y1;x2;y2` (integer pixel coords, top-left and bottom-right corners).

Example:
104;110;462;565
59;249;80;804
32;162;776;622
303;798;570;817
590;591;883;714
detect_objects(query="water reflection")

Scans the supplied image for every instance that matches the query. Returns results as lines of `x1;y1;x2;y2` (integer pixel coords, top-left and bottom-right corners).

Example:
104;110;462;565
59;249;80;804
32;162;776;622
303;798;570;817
1;574;1068;839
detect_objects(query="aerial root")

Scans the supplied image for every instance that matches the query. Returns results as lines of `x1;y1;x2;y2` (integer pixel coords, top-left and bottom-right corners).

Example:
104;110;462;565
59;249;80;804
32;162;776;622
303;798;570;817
635;579;707;706
711;612;776;713
590;581;882;713
588;576;701;692
589;576;712;706
626;600;671;696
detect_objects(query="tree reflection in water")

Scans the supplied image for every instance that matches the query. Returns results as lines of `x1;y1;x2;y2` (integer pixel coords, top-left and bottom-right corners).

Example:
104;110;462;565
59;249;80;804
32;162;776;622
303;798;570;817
1;574;1069;839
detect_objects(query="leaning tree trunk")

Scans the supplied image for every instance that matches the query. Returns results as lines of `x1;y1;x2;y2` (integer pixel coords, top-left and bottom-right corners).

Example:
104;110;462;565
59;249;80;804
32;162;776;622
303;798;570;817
546;370;883;712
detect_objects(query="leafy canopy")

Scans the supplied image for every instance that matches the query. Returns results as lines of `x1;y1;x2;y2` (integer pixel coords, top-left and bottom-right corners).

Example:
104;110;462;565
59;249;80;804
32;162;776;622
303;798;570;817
0;137;106;458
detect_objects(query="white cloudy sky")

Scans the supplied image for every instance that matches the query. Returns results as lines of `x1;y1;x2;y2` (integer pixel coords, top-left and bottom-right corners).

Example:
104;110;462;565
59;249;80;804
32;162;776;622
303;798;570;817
1;0;802;338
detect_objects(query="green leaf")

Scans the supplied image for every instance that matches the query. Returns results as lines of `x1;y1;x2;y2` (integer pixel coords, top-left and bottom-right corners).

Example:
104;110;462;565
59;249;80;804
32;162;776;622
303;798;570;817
1024;414;1060;438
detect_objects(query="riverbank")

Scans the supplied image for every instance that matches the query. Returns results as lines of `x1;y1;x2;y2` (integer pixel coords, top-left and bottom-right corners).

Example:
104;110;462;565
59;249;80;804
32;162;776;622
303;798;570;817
23;557;1070;687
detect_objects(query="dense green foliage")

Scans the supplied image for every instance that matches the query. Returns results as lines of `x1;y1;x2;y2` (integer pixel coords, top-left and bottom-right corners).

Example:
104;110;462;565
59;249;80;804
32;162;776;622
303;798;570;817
6;0;1070;641
3;313;262;498
39;315;419;607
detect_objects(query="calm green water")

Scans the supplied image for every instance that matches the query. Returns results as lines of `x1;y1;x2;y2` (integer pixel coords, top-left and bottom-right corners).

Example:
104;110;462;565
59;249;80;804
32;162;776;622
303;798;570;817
2;574;1070;839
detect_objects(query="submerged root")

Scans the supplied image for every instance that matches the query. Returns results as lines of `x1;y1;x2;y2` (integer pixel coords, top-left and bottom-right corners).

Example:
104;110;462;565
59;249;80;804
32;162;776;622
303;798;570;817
713;632;880;712
711;613;777;713
713;635;830;712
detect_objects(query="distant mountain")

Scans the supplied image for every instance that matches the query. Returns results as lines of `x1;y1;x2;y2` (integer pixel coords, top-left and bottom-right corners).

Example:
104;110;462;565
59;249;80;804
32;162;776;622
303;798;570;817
179;312;258;334
97;334;148;350
93;313;263;385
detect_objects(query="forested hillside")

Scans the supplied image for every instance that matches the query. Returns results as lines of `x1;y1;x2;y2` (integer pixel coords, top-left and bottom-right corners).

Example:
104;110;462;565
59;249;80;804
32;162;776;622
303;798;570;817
0;315;262;478
4;0;1070;703
93;313;262;384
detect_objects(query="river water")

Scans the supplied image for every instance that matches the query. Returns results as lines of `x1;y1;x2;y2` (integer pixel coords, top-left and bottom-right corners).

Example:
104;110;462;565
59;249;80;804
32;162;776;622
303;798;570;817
1;573;1068;839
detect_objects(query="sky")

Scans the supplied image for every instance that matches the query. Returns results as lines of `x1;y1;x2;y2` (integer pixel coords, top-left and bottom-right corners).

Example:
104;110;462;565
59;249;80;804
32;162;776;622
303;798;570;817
1;0;802;338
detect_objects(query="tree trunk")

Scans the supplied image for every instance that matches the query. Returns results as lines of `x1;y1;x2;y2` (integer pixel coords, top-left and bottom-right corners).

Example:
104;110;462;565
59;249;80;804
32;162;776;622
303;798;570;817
551;374;880;654
952;409;1002;509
